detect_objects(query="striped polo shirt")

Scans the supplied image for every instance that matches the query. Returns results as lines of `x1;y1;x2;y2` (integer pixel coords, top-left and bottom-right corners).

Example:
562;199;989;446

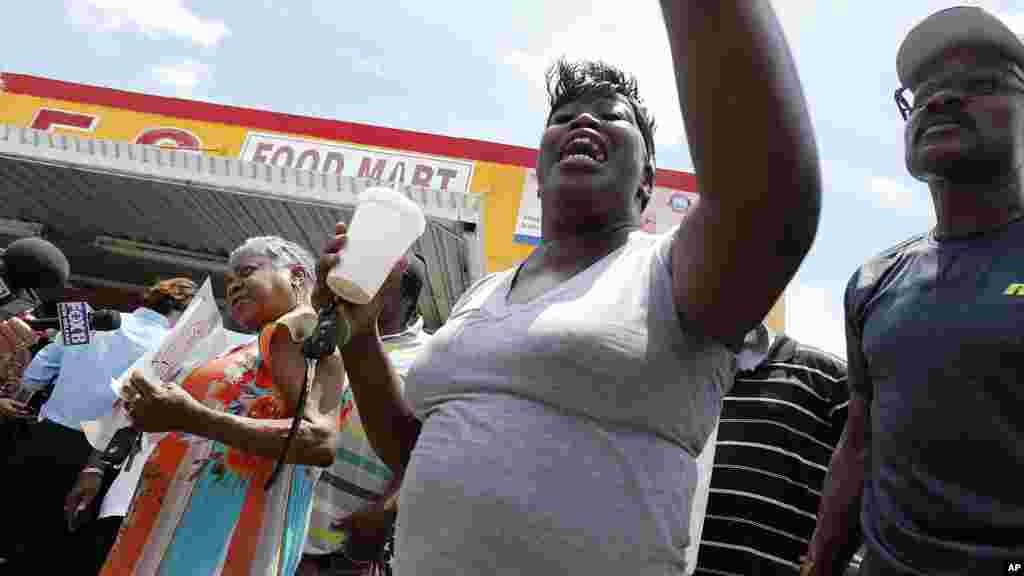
304;316;429;556
695;332;849;575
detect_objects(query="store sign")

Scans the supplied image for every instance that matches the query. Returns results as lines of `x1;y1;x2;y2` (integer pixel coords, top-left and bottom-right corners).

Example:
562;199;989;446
240;132;475;195
27;108;205;150
513;169;541;245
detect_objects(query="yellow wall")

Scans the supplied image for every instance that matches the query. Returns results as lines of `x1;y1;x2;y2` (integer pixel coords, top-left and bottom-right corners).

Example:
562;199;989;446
472;162;536;273
0;92;245;156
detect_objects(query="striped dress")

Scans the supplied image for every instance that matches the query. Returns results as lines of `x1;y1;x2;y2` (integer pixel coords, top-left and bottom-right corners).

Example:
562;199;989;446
695;334;851;575
100;308;325;576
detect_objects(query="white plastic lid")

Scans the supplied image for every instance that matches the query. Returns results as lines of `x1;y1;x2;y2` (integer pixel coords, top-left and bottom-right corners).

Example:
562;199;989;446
360;186;426;223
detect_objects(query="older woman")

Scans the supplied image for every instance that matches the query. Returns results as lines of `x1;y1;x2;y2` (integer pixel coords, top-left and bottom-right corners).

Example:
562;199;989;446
317;2;821;574
96;237;344;576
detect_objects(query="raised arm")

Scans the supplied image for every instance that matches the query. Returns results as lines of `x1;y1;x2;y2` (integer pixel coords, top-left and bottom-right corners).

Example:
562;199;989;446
660;0;821;346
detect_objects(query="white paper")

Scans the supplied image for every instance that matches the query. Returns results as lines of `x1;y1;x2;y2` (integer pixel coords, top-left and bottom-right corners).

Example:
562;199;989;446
109;278;221;399
82;277;224;452
83;277;241;519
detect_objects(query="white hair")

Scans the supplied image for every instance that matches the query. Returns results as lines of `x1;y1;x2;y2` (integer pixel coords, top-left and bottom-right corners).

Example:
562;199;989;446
228;236;316;289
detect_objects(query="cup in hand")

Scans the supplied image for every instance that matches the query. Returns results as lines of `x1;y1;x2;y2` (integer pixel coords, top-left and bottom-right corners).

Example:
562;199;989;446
327;186;427;304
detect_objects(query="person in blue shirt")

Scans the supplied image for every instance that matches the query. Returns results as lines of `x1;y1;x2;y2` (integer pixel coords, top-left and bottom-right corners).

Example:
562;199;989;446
0;277;196;573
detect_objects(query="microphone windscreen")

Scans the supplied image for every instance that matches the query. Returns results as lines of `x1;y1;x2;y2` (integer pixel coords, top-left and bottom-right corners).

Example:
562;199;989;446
91;309;121;331
2;238;70;291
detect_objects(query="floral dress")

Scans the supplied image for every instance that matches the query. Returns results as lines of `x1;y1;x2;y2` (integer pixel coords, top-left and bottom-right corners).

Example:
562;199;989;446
101;308;323;576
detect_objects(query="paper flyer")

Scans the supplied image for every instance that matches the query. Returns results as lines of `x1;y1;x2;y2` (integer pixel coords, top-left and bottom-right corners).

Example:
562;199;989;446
81;277;227;451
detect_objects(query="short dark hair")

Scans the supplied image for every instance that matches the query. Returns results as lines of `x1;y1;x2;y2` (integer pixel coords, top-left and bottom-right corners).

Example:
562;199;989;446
545;59;657;212
399;254;427;328
143;277;197;316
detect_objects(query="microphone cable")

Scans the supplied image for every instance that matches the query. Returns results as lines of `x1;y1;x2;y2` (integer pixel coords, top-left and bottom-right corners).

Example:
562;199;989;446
265;300;341;490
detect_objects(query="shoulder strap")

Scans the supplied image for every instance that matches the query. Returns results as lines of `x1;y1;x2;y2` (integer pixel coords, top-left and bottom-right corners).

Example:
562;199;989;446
258;306;317;370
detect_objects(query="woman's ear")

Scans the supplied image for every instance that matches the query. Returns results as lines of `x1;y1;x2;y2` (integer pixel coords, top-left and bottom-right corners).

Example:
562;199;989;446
290;266;305;288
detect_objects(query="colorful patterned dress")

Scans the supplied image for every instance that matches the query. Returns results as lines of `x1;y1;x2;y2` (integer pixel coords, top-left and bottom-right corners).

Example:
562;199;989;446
101;308;323;576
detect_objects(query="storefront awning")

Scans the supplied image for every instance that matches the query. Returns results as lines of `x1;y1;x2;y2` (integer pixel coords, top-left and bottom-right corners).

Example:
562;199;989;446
0;124;484;331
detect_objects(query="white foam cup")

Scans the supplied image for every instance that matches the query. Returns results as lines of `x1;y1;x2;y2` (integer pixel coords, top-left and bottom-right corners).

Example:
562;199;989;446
327;186;427;304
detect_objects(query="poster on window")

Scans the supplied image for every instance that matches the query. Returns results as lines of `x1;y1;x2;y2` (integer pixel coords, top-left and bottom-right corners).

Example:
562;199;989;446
641;187;698;234
514;172;698;245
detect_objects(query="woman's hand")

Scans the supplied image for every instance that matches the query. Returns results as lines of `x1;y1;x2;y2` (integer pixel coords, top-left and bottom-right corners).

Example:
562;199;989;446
123;370;199;433
64;468;103;532
313;222;408;344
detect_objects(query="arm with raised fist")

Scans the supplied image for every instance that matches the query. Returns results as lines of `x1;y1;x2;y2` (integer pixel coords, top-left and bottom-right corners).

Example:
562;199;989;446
660;0;821;347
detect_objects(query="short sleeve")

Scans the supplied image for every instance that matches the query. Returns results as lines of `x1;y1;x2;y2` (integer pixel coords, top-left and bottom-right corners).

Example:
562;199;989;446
448;272;504;318
652;224;744;358
844;270;872;402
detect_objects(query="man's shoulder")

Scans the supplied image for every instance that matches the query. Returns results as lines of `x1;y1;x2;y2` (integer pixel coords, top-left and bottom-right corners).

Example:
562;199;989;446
851;232;929;287
845;232;930;315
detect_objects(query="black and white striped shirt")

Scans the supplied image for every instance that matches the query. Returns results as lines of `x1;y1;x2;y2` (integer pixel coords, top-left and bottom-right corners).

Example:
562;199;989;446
695;334;849;576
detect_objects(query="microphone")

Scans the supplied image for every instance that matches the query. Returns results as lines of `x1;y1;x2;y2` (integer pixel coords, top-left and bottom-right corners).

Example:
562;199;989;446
25;305;121;346
0;238;70;320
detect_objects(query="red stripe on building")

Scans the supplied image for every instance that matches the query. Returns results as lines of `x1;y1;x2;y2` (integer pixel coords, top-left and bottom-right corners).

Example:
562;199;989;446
1;73;696;191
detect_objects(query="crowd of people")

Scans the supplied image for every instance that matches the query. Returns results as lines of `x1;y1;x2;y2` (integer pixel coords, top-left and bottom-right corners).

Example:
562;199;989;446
0;1;1022;574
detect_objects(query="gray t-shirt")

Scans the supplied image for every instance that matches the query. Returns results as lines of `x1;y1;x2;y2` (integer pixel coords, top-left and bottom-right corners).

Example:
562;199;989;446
397;229;736;575
845;221;1024;574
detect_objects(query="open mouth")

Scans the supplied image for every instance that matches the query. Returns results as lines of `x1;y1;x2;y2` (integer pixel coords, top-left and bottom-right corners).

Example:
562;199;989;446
922;123;961;137
559;134;608;165
917;116;964;141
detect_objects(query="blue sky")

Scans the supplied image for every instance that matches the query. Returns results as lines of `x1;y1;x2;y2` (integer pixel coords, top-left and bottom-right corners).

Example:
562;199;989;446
3;0;1023;356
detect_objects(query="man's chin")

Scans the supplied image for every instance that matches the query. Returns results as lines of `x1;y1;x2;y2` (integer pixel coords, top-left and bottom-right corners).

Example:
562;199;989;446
911;148;981;181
